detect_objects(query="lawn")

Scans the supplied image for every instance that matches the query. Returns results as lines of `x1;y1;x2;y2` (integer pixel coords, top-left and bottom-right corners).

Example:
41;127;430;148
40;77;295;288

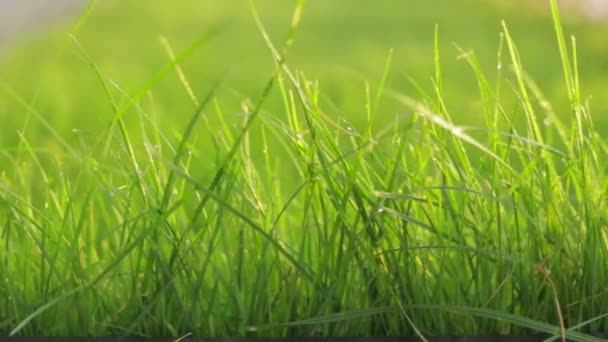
1;0;607;338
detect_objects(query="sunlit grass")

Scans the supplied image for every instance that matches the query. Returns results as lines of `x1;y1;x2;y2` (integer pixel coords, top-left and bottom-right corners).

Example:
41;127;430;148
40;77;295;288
1;0;607;339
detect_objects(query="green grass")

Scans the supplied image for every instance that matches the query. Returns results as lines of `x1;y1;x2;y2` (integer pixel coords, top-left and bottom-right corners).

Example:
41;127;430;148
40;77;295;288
1;0;608;339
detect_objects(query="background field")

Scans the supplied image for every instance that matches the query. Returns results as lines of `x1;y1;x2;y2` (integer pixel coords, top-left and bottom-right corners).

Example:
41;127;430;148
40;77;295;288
1;0;608;338
1;0;608;139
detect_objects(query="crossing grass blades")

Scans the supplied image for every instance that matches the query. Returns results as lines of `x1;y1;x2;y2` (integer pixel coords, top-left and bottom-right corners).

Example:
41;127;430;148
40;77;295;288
1;0;607;340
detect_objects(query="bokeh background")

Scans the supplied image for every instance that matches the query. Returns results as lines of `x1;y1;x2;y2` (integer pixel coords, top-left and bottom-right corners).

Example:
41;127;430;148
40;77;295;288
1;0;607;152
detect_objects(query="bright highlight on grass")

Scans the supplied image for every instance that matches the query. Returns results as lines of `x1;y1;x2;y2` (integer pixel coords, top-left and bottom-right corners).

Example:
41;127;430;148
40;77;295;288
1;0;607;340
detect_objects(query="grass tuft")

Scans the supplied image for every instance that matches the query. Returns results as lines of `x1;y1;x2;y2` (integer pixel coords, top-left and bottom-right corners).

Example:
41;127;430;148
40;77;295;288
1;0;607;339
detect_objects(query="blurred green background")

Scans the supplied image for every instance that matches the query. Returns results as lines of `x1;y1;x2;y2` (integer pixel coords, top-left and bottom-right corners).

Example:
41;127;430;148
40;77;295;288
1;0;607;150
